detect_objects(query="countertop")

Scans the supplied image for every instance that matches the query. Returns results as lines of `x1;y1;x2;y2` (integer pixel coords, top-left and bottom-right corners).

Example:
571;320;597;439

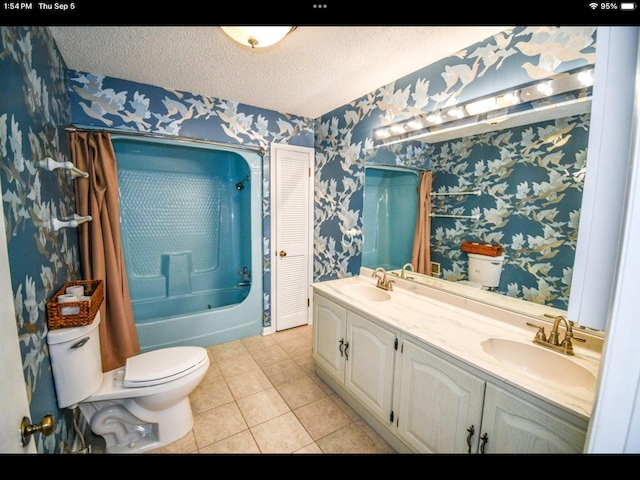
311;272;601;422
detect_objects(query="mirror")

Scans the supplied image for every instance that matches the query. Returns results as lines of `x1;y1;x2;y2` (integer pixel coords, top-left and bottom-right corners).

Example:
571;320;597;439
362;100;604;336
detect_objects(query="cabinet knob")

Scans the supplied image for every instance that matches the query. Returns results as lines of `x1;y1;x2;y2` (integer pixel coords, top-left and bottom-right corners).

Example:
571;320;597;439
279;250;287;257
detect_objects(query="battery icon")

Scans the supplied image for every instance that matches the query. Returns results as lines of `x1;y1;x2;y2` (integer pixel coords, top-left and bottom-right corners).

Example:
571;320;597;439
621;2;637;9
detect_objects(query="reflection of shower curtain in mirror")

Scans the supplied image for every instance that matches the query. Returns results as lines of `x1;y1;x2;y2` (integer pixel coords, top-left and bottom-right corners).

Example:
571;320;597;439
411;171;433;275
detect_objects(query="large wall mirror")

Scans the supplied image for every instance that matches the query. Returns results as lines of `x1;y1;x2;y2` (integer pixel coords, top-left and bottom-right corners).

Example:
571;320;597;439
362;68;605;334
358;26;637;336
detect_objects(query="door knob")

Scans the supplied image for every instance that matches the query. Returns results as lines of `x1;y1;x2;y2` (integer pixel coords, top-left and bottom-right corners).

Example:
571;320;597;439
279;251;287;257
20;414;54;446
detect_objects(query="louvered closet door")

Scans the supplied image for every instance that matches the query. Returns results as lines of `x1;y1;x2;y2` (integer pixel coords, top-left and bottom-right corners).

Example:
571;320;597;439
273;143;314;331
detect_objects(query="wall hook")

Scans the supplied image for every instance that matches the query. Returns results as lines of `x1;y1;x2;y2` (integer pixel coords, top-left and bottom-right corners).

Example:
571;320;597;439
51;214;92;232
39;156;88;179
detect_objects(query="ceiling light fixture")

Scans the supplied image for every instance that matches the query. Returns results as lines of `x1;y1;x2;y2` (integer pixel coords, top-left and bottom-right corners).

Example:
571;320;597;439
373;65;594;146
221;26;296;49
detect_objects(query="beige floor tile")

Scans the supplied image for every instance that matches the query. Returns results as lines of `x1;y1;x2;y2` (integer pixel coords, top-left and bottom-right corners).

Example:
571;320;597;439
249;343;290;368
199;359;223;385
147;430;198;454
198;430;261;454
189;375;234;414
276;375;328;410
294;396;352;440
355;418;396;453
208;339;248;362
236;387;291;428
242;332;277;353
260;358;307;386
329;391;361;421
316;422;388;454
226;368;273;400
295;442;323;453
279;337;312;359
192;402;248;449
217;351;260;378
272;328;305;344
250;411;314;453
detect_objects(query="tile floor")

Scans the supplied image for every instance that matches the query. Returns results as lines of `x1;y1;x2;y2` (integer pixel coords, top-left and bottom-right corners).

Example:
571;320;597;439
148;324;397;454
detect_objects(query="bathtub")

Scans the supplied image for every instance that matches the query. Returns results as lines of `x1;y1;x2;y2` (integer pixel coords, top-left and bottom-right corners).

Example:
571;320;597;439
112;135;263;352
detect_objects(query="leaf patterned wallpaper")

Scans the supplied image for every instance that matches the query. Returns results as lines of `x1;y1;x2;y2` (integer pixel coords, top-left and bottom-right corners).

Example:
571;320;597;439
1;25;595;452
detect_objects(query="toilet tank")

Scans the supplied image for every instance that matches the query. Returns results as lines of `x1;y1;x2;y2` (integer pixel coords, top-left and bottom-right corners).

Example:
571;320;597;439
47;313;103;409
467;253;504;288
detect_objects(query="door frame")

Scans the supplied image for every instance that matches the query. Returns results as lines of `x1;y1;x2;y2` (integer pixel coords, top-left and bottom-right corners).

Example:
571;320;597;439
266;142;315;335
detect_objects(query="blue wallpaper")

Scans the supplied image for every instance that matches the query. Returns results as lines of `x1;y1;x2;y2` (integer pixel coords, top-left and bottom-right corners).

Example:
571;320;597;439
428;114;589;309
0;26;79;453
1;24;596;453
315;26;596;312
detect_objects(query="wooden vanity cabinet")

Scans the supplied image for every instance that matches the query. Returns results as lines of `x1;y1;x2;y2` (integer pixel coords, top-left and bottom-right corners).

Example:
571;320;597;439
312;293;397;426
312;290;588;454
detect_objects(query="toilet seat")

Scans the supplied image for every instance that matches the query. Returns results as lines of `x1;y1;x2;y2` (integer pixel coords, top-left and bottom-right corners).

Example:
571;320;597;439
123;346;209;388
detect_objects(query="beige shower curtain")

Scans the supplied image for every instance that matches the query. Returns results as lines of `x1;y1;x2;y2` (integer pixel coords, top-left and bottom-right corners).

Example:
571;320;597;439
411;171;433;275
71;131;140;372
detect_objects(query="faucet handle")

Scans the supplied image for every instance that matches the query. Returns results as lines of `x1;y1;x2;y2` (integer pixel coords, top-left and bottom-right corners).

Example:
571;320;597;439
526;322;547;342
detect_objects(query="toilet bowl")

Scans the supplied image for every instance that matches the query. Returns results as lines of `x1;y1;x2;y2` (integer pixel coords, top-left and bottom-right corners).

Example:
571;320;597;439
47;313;210;453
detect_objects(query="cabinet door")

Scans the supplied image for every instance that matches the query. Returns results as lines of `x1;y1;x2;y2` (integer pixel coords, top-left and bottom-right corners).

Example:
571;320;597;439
396;338;485;453
345;311;397;425
312;294;347;382
480;384;586;454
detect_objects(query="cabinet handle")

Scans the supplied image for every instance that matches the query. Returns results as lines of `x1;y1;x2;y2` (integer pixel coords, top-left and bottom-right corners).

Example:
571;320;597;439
466;425;475;454
344;341;349;360
339;339;345;357
480;433;488;454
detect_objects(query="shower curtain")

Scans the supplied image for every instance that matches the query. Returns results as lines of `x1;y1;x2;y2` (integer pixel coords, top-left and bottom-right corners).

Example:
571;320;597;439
71;131;140;372
411;171;433;275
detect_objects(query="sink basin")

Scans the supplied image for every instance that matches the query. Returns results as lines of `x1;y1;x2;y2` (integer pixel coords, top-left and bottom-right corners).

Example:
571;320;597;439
481;338;596;390
340;283;391;302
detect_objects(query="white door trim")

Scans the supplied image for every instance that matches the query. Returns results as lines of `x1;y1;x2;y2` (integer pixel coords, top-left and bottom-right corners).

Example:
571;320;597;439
265;142;314;335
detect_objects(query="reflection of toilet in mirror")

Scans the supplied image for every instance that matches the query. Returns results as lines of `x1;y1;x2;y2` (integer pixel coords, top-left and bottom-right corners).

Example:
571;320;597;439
47;312;210;453
459;252;505;290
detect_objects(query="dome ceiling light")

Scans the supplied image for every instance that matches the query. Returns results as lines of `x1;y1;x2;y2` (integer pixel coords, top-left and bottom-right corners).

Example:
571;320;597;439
221;26;296;49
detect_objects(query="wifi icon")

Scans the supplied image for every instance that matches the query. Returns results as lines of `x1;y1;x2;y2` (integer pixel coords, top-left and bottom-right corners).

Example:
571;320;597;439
589;2;599;8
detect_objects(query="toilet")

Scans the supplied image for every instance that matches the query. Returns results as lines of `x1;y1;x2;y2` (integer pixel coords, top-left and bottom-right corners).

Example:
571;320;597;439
47;313;210;454
459;253;505;290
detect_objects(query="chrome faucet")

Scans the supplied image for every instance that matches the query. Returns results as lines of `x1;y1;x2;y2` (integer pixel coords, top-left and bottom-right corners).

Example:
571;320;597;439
401;263;414;279
372;267;394;291
527;315;586;356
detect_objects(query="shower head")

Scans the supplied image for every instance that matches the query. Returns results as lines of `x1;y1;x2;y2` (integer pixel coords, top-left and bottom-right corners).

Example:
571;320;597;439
236;175;249;191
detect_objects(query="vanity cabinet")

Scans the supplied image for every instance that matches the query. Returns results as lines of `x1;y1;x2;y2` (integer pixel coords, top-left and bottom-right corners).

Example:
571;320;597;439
312;293;397;425
395;337;587;453
479;384;586;453
312;288;588;454
395;338;485;453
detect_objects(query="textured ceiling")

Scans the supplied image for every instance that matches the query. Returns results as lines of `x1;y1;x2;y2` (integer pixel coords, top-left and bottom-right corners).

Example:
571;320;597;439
48;26;509;119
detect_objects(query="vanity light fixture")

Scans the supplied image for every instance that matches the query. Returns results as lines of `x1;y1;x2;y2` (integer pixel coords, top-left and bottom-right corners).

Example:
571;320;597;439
221;26;296;49
373;65;595;146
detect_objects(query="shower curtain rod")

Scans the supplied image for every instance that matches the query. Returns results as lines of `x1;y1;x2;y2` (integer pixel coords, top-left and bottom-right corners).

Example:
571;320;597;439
64;125;266;155
365;163;429;173
429;213;480;220
431;190;481;197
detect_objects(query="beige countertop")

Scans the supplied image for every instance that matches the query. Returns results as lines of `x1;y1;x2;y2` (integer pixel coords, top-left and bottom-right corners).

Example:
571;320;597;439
311;271;601;422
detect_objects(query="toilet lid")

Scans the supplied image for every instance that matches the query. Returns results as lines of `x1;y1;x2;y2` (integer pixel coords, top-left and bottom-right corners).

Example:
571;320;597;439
123;346;209;387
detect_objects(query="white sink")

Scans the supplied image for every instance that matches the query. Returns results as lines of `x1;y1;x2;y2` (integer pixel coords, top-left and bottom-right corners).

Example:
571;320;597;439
481;338;597;390
340;283;391;302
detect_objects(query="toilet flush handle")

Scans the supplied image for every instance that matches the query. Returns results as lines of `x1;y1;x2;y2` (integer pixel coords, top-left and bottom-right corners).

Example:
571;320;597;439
71;337;90;349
